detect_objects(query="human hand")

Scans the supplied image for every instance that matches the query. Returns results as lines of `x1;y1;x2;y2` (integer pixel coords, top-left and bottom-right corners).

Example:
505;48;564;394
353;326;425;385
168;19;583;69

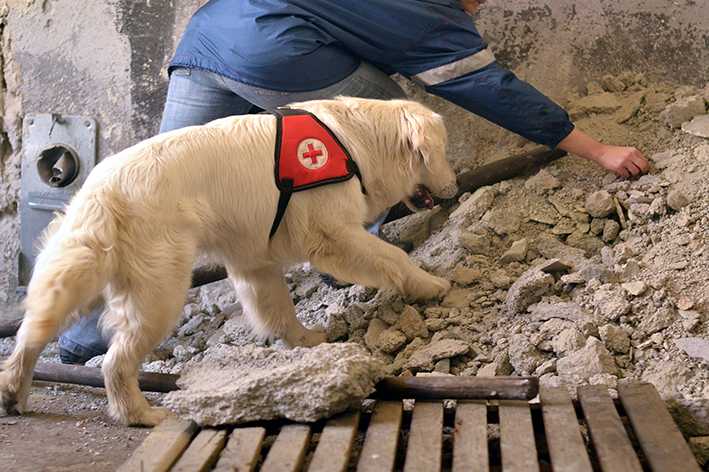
593;145;649;179
458;0;487;14
556;129;649;179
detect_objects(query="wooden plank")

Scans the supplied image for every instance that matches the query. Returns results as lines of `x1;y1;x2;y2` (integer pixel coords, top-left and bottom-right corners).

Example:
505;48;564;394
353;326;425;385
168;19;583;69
618;383;702;472
577;385;643;472
499;400;539;472
260;424;312;472
212;427;266;472
539;387;593;472
116;416;198;472
170;428;228;472
373;376;538;400
452;401;488;472
403;401;444;472
357;401;403;472
307;410;361;472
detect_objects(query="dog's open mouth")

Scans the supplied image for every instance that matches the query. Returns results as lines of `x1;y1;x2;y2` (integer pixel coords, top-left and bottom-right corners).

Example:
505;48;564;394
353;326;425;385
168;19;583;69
408;185;435;211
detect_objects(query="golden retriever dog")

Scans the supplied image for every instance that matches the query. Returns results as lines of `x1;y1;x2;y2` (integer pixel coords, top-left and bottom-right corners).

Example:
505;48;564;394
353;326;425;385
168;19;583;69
0;97;457;426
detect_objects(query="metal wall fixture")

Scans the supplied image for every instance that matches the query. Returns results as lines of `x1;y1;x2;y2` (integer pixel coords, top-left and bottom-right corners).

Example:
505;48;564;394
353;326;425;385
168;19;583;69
19;113;97;288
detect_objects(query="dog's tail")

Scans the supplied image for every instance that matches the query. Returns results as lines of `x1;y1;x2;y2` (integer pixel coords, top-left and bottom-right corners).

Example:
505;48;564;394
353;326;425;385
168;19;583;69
20;196;120;348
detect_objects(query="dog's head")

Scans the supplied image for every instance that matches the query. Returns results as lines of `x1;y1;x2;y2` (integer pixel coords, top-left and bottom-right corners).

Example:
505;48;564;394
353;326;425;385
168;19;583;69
393;100;458;212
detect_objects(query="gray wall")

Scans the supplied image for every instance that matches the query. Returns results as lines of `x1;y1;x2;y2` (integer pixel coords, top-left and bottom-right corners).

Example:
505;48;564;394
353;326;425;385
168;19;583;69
0;0;707;315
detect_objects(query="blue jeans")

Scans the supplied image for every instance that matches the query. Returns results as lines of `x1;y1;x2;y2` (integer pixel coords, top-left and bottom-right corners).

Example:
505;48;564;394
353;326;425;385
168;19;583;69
59;62;405;364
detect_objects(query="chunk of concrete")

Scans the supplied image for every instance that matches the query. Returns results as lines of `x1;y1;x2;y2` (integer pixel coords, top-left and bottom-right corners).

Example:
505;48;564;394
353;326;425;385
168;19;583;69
163;343;387;425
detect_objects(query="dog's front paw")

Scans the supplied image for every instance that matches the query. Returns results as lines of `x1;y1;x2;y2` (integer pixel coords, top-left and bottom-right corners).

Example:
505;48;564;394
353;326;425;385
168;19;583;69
283;324;327;349
406;275;451;300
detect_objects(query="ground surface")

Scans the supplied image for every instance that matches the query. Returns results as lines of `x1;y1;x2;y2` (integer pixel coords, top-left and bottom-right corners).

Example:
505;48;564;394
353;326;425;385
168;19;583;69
2;73;709;470
0;380;152;471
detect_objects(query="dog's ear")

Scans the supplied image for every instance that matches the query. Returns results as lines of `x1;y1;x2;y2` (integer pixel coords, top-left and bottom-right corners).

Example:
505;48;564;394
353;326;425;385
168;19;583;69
400;104;448;172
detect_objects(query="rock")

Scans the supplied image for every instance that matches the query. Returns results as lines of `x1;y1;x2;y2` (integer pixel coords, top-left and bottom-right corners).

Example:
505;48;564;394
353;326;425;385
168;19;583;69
679;310;702;332
556;337;619;380
586;190;615;218
664;393;709;437
666;189;690;211
163;343;386;425
377;329;407;353
676;297;695;311
458;230;491;255
481;209;521;236
589;218;606;236
500;238;529;264
662;95;707;128
601;219;621;243
364;318;389;350
615;91;646;123
601;74;626;93
689;437;709;466
343;305;368;330
622;259;641;279
574;92;622;114
450;187;495;225
451;266;482;286
534;359;557;376
396;306;429;341
565;230;605;256
508;334;545;374
505;266;555;315
525;169;560;192
404;339;471;372
528;302;599;337
592;288;631;321
598;324;630;354
386;206;441;246
392;337;426;373
627;203;651;224
621;281;647;296
579;263;620;284
589;373;618;389
682;114;709;139
675;338;709;363
477;357;514;377
327;313;349;342
638;307;677;334
551;328;586;357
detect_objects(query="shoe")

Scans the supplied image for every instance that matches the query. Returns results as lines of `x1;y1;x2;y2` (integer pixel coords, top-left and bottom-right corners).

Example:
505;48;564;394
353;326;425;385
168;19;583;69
318;272;352;289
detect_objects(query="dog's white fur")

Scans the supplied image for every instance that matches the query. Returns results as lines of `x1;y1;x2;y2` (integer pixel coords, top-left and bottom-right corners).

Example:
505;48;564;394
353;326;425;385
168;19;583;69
0;97;457;426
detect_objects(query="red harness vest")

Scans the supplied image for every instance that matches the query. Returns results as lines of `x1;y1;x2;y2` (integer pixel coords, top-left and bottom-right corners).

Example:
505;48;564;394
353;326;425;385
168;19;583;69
269;108;365;238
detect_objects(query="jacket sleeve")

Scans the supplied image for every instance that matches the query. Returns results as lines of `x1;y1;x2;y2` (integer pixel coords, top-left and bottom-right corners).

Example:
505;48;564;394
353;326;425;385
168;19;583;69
424;61;575;149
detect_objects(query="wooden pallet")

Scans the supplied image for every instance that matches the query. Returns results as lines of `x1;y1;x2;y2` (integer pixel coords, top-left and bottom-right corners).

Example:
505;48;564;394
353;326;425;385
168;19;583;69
117;382;701;472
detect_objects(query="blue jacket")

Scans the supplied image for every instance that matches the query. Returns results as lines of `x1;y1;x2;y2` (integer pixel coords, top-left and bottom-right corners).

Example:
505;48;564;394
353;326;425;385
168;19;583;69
169;0;574;148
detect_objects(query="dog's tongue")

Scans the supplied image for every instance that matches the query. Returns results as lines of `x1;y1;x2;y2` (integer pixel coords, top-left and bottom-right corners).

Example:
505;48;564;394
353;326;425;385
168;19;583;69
410;185;435;210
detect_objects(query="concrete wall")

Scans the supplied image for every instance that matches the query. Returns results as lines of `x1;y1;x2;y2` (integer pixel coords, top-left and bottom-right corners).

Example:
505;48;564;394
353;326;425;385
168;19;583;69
0;0;707;316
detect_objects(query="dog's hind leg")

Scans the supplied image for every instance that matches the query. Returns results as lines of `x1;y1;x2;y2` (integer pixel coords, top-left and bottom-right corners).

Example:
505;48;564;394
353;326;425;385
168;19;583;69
100;256;194;426
0;322;47;416
308;227;451;300
1;244;108;416
230;265;326;348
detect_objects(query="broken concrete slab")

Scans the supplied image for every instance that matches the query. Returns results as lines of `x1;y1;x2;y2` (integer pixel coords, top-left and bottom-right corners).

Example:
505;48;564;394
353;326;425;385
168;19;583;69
163;343;386;425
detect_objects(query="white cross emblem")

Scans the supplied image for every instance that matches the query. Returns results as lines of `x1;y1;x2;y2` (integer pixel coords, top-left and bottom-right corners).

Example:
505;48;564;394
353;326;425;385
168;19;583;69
297;139;329;170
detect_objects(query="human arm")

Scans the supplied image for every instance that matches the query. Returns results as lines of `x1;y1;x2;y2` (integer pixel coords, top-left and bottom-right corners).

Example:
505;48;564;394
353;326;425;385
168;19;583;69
458;0;487;14
556;128;649;178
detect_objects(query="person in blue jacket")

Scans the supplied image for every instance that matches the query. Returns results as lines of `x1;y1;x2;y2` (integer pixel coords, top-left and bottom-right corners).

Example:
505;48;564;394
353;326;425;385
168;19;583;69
58;0;649;364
